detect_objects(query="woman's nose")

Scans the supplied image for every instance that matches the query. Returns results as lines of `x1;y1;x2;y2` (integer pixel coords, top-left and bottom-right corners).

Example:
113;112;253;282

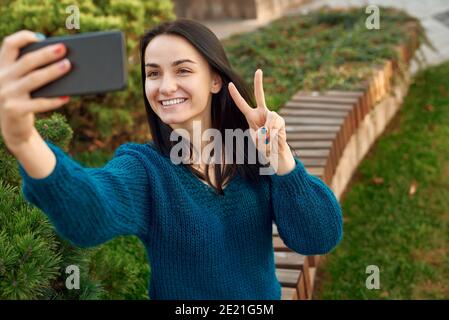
159;75;177;95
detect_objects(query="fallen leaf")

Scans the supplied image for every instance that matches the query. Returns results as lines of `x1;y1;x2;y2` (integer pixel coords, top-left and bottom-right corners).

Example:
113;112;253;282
82;129;96;138
409;180;418;197
93;139;105;148
372;177;384;185
425;104;435;112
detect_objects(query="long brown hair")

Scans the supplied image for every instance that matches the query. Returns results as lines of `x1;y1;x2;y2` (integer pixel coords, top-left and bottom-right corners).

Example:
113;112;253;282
140;18;267;195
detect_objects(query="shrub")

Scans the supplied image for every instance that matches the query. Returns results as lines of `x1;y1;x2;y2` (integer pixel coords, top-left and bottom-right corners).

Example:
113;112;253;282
0;0;175;153
0;115;105;299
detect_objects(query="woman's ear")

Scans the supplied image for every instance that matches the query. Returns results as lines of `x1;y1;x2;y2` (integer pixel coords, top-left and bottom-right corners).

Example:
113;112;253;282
211;72;223;94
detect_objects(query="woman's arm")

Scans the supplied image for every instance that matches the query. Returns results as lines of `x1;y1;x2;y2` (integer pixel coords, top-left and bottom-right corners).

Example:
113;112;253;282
269;156;343;255
0;30;152;248
16;136;151;248
9;127;58;179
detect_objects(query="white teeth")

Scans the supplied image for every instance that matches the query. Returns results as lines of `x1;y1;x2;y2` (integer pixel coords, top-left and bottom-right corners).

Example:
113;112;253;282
161;98;186;106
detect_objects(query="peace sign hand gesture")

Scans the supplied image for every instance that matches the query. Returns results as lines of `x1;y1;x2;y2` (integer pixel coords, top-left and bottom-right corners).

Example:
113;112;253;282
228;69;296;175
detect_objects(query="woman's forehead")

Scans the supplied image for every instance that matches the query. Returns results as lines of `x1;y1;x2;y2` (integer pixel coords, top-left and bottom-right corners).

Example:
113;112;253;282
144;34;202;65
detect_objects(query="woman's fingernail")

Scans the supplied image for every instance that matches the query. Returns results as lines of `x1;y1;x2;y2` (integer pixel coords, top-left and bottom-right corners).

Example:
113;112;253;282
35;32;46;41
60;96;70;101
265;138;269;144
53;44;65;55
59;59;69;70
261;127;267;134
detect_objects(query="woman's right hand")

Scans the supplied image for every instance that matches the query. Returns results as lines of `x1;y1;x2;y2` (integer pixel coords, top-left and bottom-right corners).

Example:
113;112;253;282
0;30;71;151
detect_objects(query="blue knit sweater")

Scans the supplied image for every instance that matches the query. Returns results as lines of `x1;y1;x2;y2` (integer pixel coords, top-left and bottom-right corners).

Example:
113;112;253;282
18;141;343;300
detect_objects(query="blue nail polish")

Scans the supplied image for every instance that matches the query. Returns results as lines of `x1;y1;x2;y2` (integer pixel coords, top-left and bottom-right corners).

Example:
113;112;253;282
261;127;267;134
265;138;269;144
35;32;46;40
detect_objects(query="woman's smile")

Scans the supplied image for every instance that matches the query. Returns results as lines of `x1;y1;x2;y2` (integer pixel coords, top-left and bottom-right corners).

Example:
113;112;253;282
159;98;189;110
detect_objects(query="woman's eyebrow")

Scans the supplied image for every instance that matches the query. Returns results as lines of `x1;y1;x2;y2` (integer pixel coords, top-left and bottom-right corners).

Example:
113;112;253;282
145;59;196;68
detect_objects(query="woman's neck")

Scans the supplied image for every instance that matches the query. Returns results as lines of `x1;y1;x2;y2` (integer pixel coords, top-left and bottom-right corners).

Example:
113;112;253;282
171;120;213;169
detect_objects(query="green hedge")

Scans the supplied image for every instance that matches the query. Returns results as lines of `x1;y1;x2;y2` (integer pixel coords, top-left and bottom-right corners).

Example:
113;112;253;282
0;0;175;152
0;115;105;299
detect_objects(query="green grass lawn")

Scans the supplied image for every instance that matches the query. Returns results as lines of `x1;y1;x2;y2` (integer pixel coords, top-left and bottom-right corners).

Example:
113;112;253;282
314;61;449;299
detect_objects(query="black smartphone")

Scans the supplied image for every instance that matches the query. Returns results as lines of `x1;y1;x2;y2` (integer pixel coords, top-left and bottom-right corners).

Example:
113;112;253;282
19;31;127;98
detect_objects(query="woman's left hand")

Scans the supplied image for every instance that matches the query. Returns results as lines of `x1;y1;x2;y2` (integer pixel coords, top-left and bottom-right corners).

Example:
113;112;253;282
228;69;296;175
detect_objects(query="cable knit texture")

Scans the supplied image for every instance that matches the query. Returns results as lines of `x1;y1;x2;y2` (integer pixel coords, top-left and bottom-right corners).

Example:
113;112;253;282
18;141;343;300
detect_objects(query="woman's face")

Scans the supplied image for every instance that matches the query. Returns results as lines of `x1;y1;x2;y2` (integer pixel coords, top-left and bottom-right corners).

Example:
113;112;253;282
144;34;222;130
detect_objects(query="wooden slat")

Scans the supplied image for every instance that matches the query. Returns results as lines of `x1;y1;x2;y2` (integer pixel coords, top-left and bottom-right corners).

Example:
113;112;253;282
285;125;340;132
276;253;310;295
273;235;292;252
287;132;337;141
276;269;300;287
301;159;331;181
291;96;357;104
276;269;307;300
282;116;345;126
305;167;326;181
308;255;319;268
288;141;333;149
300;157;327;167
284;101;353;111
275;251;305;269
280;109;347;118
281;287;297;300
294;149;330;158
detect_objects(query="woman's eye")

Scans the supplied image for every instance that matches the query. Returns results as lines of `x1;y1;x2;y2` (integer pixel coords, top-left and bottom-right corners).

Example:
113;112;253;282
178;69;190;75
147;71;159;78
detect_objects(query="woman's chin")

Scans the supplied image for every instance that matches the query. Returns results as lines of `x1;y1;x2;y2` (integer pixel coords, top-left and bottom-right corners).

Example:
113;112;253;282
159;115;191;126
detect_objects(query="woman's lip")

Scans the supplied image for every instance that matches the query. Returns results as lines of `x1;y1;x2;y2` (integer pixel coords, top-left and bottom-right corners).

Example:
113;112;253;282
158;98;188;103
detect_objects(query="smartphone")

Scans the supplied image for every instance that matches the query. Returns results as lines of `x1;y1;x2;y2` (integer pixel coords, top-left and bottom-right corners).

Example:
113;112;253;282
19;31;127;98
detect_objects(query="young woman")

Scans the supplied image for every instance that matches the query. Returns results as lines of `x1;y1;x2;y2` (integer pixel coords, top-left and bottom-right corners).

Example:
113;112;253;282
0;19;343;300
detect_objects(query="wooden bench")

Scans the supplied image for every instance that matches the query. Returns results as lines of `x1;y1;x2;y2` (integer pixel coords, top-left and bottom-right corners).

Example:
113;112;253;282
275;91;380;300
273;224;315;300
273;43;417;300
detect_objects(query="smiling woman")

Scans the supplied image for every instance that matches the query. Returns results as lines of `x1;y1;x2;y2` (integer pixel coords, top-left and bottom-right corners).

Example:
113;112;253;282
139;19;268;192
143;35;220;132
0;19;343;300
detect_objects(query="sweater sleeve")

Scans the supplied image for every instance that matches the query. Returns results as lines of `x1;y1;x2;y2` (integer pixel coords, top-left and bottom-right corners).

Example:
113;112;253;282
269;157;343;255
18;141;151;248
